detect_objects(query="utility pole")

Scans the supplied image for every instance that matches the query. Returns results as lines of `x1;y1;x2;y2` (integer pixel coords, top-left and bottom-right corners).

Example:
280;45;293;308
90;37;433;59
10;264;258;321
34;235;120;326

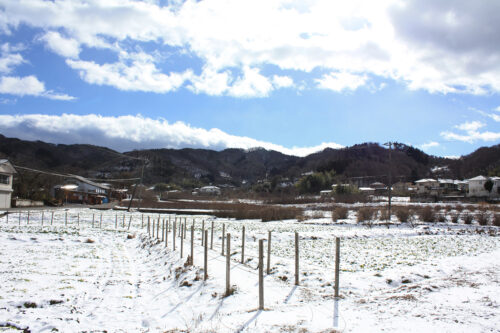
127;156;146;212
384;142;392;221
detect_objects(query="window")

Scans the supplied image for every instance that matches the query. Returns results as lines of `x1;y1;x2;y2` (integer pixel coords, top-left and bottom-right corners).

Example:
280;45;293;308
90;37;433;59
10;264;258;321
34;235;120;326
0;174;9;185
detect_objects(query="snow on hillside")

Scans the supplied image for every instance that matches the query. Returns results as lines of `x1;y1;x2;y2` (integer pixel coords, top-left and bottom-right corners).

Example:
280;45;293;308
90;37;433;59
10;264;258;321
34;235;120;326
0;209;499;332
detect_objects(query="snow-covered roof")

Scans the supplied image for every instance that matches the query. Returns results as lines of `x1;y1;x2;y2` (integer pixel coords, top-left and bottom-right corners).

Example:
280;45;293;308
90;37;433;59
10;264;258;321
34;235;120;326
415;178;437;183
0;159;17;174
468;175;487;181
438;179;454;184
67;175;110;189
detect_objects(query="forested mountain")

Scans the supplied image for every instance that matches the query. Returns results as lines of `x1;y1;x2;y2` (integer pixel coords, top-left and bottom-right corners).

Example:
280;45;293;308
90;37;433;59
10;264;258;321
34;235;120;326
1;134;498;191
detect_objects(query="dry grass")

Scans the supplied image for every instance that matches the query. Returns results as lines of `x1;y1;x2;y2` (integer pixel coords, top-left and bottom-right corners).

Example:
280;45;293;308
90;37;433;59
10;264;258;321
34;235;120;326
493;214;500;227
331;206;349;222
462;212;474;225
357;207;375;223
417;206;436;222
395;207;411;223
126;197;303;221
476;210;490;226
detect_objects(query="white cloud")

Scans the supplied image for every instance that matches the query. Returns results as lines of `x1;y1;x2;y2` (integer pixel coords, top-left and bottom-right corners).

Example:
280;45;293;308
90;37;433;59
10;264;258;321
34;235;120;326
315;72;368;92
0;75;75;100
420;141;439;150
0;43;25;73
495;106;500;112
0;113;343;156
441;120;500;143
272;75;294;89
2;0;500;95
455;121;484;132
227;67;273;98
66;52;192;93
39;31;80;58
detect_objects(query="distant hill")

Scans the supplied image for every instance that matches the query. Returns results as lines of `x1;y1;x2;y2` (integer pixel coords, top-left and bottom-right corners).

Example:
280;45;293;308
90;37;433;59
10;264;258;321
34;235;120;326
0;134;499;191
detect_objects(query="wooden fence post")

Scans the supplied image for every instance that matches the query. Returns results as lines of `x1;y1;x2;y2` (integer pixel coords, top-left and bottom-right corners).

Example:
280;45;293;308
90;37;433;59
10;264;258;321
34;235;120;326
241;226;245;264
190;223;194;265
147;219;150;236
77;213;80;226
18;211;21;225
201;220;205;246
51;211;54;225
180;223;184;258
152;219;156;238
165;220;169;247
122;214;125;228
27;211;30;225
115;214;117;229
41;211;44;226
173;219;176;250
65;211;67;226
141;214;144;228
210;221;214;250
100;213;102;228
157;219;160;239
204;230;208;281
127;216;132;230
92;213;95;228
226;233;231;296
334;237;340;298
267;231;271;275
259;239;264;310
295;232;299;286
221;223;225;256
162;220;165;242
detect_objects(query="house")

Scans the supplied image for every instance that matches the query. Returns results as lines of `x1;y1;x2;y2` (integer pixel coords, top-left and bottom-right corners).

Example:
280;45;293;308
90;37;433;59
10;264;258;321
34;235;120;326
415;179;440;195
53;175;110;204
0;160;16;209
467;175;500;198
392;182;413;195
199;186;221;195
467;175;489;197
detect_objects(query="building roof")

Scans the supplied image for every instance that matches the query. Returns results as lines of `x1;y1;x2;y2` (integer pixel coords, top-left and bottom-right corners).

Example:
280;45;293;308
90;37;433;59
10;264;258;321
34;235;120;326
468;175;488;181
67;175;110;190
0;159;17;174
415;178;437;183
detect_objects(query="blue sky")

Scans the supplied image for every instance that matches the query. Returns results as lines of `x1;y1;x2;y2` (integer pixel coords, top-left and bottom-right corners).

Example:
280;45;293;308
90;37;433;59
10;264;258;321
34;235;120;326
0;0;499;157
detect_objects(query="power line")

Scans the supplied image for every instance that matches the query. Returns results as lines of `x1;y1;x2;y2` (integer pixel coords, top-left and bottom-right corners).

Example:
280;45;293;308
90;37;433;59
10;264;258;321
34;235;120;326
13;165;140;182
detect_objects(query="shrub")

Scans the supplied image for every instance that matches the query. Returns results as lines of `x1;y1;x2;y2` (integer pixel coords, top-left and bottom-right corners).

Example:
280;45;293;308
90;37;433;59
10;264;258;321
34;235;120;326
395;207;411;223
476;210;490;226
417;206;436;222
462;212;473;225
493;214;500;227
332;206;349;222
437;214;447;223
379;209;390;221
357;207;375;223
450;213;459;223
455;205;464;212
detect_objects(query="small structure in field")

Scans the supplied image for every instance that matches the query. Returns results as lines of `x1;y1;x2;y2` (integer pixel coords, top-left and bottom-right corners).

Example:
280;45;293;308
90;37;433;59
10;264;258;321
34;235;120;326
199;186;221;196
53;175;110;204
0;160;16;209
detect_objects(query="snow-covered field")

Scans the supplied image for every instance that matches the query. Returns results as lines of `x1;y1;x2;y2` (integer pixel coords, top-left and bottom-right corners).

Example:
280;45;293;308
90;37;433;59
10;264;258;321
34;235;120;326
1;208;499;332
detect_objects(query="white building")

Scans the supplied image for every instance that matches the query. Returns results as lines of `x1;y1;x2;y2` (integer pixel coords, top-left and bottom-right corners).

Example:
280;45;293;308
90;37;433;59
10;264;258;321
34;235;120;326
415;179;439;195
467;175;489;197
0;160;16;209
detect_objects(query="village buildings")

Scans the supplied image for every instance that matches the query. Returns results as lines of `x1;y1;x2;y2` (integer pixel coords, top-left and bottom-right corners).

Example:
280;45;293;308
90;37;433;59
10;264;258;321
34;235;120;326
0;160;16;209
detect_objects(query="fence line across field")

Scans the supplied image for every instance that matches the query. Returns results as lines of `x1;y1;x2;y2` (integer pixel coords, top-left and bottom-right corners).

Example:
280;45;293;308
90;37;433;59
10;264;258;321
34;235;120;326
1;209;343;304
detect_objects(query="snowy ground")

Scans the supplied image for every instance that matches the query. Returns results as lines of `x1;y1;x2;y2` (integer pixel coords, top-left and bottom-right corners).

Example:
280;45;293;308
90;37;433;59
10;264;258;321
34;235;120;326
0;208;499;332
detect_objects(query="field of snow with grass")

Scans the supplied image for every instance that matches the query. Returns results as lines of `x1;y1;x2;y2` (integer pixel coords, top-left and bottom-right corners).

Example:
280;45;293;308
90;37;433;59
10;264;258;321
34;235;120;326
0;207;499;332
